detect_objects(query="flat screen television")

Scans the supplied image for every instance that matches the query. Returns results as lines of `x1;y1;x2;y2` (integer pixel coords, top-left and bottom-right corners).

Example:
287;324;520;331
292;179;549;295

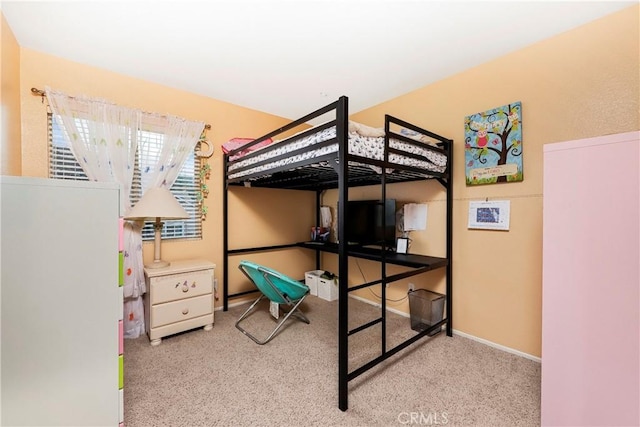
342;199;396;247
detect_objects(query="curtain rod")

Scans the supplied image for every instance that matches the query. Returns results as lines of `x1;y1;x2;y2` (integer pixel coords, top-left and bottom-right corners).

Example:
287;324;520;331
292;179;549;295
31;87;211;130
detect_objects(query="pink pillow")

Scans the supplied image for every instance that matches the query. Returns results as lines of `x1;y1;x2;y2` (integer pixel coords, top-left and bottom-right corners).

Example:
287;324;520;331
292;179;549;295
222;137;273;159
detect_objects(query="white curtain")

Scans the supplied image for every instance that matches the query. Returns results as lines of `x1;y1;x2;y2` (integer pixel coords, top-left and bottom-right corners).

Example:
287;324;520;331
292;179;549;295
45;87;204;339
140;114;204;191
45;88;139;208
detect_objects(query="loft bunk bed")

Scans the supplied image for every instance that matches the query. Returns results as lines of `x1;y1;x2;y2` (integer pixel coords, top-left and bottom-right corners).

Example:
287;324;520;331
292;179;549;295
222;96;453;411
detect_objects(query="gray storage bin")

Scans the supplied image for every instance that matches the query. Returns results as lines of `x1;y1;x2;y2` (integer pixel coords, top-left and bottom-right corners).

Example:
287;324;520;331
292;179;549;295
408;289;445;335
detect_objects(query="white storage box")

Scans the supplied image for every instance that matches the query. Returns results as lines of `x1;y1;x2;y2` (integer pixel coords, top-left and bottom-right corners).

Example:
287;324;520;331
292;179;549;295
318;277;339;301
304;270;323;296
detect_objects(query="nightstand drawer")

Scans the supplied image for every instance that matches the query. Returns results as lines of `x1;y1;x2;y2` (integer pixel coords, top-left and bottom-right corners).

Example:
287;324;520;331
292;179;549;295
151;294;212;327
150;270;213;305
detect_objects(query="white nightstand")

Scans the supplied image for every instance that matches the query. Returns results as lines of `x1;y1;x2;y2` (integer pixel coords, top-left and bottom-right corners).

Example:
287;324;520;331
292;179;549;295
143;259;216;346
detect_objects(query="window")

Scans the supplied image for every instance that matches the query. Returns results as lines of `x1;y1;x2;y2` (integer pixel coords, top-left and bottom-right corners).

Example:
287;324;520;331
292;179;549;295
48;114;202;240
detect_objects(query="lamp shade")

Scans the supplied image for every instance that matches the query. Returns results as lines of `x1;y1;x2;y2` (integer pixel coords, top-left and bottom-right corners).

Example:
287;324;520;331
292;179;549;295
125;187;189;220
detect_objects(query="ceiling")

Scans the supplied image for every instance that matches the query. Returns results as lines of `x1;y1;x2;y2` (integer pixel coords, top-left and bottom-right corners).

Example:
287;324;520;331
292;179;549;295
2;1;635;122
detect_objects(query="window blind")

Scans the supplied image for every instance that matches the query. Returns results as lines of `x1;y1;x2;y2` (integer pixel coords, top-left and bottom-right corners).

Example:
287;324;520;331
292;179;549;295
48;114;202;240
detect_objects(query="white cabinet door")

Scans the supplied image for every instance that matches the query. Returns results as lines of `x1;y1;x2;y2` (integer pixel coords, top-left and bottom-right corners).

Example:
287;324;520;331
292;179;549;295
1;177;121;426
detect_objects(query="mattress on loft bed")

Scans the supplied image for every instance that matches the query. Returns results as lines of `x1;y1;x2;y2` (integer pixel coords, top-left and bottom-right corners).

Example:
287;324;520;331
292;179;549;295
226;122;447;180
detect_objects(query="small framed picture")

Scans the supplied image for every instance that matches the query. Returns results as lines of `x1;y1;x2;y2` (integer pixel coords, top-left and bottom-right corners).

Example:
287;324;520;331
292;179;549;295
468;200;511;231
396;237;409;254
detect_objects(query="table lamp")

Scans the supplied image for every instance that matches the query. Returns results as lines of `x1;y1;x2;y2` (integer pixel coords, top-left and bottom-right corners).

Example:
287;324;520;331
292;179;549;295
125;187;189;268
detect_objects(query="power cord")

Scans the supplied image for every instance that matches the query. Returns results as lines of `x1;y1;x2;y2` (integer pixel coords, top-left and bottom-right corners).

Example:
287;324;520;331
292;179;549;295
355;258;408;303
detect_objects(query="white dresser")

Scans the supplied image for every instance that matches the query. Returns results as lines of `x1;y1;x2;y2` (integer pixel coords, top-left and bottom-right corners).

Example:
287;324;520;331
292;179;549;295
144;259;215;345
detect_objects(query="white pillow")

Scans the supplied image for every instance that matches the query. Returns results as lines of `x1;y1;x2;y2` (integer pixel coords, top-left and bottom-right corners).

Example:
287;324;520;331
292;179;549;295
348;121;385;137
400;128;436;146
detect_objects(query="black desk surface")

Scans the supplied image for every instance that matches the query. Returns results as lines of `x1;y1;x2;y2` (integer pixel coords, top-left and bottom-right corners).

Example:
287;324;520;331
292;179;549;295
297;241;448;270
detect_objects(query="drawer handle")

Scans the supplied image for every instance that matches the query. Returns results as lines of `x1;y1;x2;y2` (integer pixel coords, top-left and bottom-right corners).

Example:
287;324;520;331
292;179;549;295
182;283;189;293
182;308;189;315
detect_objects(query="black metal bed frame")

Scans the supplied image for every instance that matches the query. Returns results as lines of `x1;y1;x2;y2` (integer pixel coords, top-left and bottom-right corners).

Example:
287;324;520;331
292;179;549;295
222;96;453;411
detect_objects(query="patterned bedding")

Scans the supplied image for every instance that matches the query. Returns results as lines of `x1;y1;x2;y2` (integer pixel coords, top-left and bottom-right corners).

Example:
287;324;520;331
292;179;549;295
227;124;447;180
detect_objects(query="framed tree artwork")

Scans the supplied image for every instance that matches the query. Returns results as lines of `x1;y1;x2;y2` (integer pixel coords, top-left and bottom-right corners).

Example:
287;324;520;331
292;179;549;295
464;102;523;185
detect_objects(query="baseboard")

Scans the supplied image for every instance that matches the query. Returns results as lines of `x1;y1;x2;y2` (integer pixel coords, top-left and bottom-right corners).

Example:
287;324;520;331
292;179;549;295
452;329;541;362
214;298;252;311
348;294;541;363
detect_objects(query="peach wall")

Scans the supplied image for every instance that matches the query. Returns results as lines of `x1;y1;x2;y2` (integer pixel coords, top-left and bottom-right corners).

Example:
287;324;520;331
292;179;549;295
347;5;639;357
18;48;316;307
1;12;22;175
11;5;640;356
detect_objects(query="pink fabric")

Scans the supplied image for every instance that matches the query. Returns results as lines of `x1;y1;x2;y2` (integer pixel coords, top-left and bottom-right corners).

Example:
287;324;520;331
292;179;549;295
118;320;123;355
118;218;124;252
222;137;273;160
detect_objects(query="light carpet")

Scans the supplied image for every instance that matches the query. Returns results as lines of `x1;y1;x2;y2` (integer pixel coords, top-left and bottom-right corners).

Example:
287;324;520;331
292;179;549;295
124;295;540;426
